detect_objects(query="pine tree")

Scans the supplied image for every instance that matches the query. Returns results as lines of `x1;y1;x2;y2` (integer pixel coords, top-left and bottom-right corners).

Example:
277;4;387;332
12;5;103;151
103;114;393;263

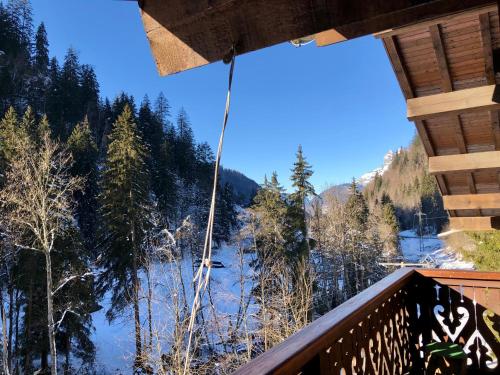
138;96;174;216
345;178;368;230
175;108;195;183
289;145;315;259
59;48;82;138
380;193;400;256
213;182;238;247
252;172;289;259
67;117;98;250
34;22;49;73
98;105;150;369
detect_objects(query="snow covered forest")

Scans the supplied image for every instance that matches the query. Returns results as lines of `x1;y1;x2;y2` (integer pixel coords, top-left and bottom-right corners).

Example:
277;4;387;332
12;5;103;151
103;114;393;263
0;1;471;374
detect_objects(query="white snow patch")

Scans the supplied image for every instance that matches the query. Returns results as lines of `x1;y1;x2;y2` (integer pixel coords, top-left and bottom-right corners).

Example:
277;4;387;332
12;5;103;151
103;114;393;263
400;230;474;269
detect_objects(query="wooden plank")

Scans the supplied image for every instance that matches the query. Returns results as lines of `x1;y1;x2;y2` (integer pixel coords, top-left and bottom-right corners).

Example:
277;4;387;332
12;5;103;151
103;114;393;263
232;268;417;375
430;24;453;91
375;4;497;38
407;84;500;120
139;0;496;75
443;192;500;209
449;216;500;230
428;150;500;174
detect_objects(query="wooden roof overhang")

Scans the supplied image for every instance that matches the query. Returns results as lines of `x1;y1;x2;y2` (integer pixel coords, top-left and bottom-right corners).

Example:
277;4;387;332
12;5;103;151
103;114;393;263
138;0;495;76
138;1;500;230
377;4;500;230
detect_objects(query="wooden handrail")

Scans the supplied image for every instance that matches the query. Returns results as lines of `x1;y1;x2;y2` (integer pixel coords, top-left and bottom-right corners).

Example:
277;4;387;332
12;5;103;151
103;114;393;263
416;268;500;281
233;267;417;375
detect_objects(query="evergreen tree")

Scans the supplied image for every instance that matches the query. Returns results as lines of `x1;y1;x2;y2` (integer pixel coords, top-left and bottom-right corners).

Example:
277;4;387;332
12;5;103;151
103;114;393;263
213;182;238;247
138;96;175;216
380;193;400;256
59;48;82;138
345;178;368;230
98;105;150;369
252;172;289;259
79;64;99;131
174;108;195;183
33;22;49;73
289;145;315;259
31;22;50;113
154;91;170;130
67;117;99;250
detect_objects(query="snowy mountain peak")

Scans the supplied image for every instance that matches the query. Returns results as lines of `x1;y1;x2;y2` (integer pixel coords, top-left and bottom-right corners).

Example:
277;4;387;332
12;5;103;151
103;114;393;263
357;149;396;186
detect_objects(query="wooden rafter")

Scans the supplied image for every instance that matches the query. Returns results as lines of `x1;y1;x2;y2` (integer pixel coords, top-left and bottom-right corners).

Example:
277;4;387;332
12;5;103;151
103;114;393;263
428;151;500;174
429;24;453;92
407;85;500;121
383;36;414;99
443;193;500;210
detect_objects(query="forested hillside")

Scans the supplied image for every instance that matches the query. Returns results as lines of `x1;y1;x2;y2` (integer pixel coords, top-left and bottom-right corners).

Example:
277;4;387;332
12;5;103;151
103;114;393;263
363;135;447;232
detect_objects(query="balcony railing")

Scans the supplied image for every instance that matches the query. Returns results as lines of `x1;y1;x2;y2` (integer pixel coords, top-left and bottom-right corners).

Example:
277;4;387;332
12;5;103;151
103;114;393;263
233;268;500;374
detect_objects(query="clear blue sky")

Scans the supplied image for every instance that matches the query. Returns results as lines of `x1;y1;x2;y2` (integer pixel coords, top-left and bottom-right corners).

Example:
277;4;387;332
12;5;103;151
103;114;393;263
31;0;415;192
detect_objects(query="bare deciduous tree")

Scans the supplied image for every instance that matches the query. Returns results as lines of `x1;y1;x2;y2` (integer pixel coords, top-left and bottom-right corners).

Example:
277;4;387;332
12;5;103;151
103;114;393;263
0;131;83;375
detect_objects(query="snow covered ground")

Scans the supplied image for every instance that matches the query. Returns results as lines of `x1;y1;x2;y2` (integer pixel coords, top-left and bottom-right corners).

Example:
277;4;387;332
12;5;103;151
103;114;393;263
400;229;474;269
91;245;256;374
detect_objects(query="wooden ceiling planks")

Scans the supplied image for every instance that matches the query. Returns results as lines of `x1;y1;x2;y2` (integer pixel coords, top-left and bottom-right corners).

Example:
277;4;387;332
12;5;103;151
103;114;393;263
380;3;500;230
139;0;496;76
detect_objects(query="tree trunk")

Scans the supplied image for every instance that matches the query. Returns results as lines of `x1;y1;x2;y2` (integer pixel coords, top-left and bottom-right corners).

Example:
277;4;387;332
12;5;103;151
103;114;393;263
64;334;70;375
131;227;142;369
146;265;153;352
23;280;33;373
8;280;13;367
14;290;19;375
1;290;11;375
44;252;57;375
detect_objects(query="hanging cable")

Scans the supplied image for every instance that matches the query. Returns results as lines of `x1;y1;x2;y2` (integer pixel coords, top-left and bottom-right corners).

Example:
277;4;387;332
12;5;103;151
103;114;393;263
183;47;236;375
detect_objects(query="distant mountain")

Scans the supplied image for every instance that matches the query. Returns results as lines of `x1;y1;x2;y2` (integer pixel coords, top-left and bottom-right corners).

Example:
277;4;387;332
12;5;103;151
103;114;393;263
319;150;398;203
357;149;398;186
219;167;259;207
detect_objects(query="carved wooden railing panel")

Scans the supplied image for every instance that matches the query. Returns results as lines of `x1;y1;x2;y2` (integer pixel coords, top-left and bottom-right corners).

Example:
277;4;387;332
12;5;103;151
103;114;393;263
412;271;500;374
232;269;500;375
318;287;414;374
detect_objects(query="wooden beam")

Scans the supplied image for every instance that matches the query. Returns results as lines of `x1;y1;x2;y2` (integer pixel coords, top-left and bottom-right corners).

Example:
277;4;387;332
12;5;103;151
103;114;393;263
383;36;414;99
443;193;500;210
430;24;453;92
449;216;500;231
139;0;496;76
407;85;500;121
428;150;500;174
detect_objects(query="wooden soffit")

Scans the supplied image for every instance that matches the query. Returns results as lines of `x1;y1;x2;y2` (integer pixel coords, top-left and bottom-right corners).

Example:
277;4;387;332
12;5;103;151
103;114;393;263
138;0;495;76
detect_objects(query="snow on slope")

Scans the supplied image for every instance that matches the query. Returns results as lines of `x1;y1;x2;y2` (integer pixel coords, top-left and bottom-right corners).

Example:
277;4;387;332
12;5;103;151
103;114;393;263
357;149;396;186
400;230;474;269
